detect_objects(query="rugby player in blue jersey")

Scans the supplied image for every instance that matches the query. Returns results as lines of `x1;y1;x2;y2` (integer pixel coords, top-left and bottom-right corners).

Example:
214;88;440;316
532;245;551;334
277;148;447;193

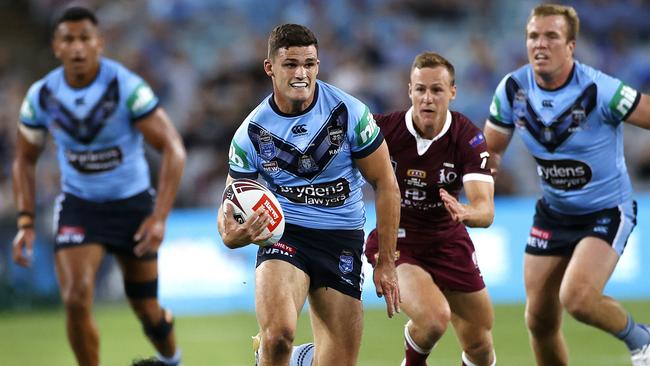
484;4;650;366
217;24;401;366
11;7;186;366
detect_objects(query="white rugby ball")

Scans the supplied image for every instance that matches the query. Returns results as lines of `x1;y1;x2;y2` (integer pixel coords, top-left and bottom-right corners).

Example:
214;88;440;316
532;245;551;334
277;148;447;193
222;178;285;246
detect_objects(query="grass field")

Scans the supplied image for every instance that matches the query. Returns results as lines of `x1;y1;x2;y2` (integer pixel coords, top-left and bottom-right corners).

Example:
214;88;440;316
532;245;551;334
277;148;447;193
1;301;648;365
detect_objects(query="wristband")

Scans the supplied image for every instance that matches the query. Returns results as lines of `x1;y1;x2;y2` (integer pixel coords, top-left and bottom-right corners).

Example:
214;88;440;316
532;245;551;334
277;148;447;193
17;211;34;219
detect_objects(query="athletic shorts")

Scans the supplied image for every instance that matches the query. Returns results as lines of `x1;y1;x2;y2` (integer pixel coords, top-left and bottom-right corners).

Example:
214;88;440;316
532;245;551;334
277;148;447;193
256;223;365;300
365;225;485;293
53;190;155;258
525;199;637;256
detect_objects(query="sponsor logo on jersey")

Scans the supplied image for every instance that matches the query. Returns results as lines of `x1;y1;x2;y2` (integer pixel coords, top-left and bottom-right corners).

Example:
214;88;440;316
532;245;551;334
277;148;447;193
128;83;156;115
404;188;426;201
291;124;308;136
339;250;354;274
407;169;426;178
542;100;553;108
469;133;485;148
355;108;379;147
534;158;592;191
56;226;85;245
489;95;501;120
437;168;458;185
609;83;638;119
596;217;612;225
20;98;35;121
262;161;279;173
65;147;123;173
277;178;350;207
228;141;250;169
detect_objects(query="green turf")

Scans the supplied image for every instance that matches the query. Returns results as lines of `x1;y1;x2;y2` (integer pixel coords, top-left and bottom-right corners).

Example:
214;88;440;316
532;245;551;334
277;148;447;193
0;301;647;365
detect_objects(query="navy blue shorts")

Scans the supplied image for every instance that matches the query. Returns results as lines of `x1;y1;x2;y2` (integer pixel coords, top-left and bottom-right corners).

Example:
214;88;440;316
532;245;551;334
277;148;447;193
256;223;365;300
526;199;637;256
53;190;155;258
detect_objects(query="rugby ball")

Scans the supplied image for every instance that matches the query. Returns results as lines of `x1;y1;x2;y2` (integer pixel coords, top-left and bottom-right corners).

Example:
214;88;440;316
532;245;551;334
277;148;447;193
222;178;285;246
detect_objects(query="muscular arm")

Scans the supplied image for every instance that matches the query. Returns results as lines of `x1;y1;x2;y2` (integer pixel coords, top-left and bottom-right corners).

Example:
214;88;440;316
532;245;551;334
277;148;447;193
12;127;45;266
356;140;401;317
625;93;650;129
217;175;271;249
483;120;514;178
137;107;186;220
133;107;186;256
440;180;494;228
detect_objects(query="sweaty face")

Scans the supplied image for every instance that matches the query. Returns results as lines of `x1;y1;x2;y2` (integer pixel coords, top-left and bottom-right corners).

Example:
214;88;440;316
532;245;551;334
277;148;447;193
526;15;575;85
408;66;456;139
265;45;319;114
52;19;103;85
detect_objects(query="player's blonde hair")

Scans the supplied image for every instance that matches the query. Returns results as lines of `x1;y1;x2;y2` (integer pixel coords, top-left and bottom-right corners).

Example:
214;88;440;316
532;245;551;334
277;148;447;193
411;52;455;86
529;4;580;41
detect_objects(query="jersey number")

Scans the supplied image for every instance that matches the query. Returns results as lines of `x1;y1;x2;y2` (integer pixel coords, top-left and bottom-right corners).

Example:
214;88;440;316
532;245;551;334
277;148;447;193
480;151;490;169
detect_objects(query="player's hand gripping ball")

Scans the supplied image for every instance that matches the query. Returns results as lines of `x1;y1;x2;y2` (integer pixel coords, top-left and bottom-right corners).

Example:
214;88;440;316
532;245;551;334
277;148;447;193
222;179;285;246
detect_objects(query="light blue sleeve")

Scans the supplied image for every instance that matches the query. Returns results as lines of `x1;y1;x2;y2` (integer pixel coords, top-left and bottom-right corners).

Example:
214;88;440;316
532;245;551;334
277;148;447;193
595;71;640;125
349;103;383;159
121;68;160;120
19;82;46;128
228;122;259;178
488;74;515;128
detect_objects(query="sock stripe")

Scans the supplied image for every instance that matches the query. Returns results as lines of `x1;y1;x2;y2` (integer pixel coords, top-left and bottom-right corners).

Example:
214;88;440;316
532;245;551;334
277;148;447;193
404;324;430;355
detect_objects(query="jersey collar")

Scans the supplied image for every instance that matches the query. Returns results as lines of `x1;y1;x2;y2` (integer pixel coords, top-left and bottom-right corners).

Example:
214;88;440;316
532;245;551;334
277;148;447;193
404;107;452;156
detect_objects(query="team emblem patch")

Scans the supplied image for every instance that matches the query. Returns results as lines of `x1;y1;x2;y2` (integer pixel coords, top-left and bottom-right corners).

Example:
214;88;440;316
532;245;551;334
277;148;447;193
259;130;276;160
339;250;354;274
297;155;318;173
327;126;345;146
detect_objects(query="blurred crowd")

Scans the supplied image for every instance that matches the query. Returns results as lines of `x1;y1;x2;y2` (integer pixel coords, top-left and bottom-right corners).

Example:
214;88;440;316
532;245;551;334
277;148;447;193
1;0;650;221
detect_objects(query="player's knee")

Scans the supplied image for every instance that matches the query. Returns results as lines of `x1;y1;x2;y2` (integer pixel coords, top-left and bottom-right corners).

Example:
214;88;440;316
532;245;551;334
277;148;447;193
60;281;94;313
417;307;451;340
143;308;174;341
262;326;295;358
559;285;596;322
525;308;560;337
463;335;494;363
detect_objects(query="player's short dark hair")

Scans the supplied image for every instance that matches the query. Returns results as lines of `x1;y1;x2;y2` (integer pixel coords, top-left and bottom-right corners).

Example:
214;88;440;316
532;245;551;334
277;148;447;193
411;52;456;86
529;4;580;42
53;6;98;33
267;24;318;59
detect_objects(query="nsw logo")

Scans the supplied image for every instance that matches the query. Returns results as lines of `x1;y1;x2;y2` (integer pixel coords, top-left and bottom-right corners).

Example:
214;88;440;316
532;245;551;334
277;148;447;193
339;250;354;274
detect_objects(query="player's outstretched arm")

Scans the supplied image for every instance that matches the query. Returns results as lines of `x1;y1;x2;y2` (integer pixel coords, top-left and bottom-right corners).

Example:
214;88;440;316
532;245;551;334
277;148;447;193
133;107;186;257
356;141;401;318
624;93;650;129
440;179;494;228
217;175;272;249
12;128;45;267
483;121;513;178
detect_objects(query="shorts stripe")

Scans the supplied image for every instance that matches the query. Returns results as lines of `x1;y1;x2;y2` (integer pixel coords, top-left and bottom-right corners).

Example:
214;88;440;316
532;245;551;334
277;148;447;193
612;201;637;256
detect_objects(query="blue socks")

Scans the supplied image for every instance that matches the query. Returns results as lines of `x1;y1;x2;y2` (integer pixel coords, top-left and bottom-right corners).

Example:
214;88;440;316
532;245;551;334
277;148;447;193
616;314;650;351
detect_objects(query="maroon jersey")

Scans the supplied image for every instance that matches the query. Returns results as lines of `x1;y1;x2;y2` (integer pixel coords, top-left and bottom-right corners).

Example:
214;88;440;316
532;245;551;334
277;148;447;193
364;108;492;292
377;108;492;234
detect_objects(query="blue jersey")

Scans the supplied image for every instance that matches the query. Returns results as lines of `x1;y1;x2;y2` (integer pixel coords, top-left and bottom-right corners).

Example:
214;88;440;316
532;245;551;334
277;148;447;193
489;61;641;214
228;80;383;230
19;58;159;202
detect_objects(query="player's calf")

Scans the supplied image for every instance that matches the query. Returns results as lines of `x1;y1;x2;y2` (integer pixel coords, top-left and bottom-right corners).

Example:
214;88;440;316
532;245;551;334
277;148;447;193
402;322;433;366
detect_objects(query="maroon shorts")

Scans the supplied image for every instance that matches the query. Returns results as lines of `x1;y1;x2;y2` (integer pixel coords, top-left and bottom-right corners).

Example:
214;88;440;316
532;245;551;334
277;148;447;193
364;225;485;292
